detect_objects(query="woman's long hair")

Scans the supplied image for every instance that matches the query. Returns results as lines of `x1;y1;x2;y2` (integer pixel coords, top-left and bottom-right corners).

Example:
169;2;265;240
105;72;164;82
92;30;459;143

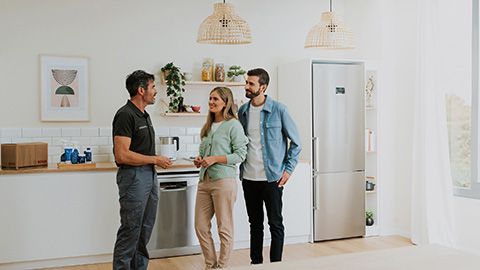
200;87;237;138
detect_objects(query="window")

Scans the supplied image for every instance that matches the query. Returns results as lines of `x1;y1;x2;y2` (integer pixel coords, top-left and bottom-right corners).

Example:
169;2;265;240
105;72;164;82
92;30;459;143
447;0;480;198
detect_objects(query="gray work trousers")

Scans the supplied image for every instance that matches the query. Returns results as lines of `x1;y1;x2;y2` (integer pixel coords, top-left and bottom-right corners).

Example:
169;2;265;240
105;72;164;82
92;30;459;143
113;165;158;270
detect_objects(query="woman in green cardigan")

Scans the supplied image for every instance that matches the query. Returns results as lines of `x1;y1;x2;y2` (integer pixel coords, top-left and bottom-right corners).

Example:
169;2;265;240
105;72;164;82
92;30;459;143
194;87;248;270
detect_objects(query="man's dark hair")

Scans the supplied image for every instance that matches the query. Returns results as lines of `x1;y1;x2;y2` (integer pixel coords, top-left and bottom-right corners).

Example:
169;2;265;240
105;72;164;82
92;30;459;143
125;70;155;97
247;68;270;86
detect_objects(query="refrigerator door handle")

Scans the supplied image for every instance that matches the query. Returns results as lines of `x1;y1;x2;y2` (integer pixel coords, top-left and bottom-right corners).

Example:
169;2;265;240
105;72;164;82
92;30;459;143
313;176;320;210
312;136;320;172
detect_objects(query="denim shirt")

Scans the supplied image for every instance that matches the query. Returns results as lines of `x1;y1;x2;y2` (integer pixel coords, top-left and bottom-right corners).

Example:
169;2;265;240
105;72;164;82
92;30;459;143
238;96;302;182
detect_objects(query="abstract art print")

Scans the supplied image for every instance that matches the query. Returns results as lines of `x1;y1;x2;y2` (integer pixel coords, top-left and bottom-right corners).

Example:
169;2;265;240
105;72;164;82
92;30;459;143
40;55;89;121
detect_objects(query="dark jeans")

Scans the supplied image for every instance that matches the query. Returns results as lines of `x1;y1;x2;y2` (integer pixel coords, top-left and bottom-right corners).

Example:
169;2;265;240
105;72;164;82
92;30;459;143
242;179;284;264
113;165;158;270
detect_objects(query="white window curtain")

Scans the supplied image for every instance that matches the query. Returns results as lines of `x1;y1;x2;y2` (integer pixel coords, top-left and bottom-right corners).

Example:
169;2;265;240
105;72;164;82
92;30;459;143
411;0;456;247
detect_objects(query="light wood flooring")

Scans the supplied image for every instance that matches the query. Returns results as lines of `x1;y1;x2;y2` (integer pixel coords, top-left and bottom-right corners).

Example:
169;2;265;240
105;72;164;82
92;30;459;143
45;236;412;270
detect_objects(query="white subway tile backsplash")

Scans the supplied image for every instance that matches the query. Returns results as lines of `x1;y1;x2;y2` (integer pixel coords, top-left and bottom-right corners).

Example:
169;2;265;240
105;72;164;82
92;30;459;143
169;127;185;136
187;144;200;152
5;126;202;164
2;128;22;138
51;137;69;146
81;127;99;137
99;127;112;137
187;127;201;135
22;128;42;137
155;127;169;136
48;146;63;155
90;146;100;155
93;154;110;162
42;128;61;137
35;137;52;144
48;155;56;163
91;137;110;146
178;143;187;152
12;137;33;143
70;137;92;147
99;145;113;155
0;137;11;143
179;136;194;144
62;128;81;137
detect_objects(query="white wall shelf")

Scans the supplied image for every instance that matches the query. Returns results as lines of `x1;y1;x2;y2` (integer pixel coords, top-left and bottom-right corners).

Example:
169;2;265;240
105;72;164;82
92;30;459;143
185;81;245;86
160;80;247;118
365;67;379;237
161;112;207;117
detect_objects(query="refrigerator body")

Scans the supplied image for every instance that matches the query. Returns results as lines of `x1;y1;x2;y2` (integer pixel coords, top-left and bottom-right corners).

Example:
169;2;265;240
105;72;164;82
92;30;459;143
311;62;365;241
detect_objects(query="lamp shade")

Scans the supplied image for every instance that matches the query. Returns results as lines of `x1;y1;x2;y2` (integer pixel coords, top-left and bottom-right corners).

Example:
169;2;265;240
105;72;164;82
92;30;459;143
305;11;354;49
197;3;252;45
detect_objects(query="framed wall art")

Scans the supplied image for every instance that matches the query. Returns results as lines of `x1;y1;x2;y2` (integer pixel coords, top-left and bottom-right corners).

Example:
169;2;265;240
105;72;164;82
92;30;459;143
40;55;89;121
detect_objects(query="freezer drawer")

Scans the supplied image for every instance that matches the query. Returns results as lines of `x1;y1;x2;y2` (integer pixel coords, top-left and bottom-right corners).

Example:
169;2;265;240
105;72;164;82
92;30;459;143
313;171;365;241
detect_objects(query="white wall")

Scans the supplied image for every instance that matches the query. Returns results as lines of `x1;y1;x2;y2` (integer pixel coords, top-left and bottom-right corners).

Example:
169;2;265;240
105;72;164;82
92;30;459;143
0;0;351;128
345;0;480;253
344;0;417;237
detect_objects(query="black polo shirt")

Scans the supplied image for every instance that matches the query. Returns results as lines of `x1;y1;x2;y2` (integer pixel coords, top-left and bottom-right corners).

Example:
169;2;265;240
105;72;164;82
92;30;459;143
112;100;156;165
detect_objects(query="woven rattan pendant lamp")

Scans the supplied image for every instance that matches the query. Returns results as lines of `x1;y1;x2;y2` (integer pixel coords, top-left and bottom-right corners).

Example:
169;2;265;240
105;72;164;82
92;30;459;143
197;0;252;45
305;0;354;49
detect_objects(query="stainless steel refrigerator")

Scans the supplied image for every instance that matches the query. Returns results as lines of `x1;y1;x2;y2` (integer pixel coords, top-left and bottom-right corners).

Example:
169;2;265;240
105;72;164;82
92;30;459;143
311;62;365;241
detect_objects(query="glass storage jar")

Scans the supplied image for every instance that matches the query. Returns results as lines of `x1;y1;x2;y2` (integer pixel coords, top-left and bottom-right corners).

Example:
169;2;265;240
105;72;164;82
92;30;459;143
201;63;212;81
215;63;225;82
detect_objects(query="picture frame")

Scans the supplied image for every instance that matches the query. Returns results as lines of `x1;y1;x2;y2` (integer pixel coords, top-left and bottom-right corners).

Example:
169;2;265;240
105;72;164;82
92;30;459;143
40;55;89;121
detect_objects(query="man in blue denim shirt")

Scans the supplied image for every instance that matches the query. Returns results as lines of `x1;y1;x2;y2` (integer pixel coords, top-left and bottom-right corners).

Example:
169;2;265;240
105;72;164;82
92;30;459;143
238;68;301;264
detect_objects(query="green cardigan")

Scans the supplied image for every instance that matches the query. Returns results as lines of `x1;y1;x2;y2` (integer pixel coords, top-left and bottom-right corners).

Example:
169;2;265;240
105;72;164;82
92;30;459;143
199;119;248;181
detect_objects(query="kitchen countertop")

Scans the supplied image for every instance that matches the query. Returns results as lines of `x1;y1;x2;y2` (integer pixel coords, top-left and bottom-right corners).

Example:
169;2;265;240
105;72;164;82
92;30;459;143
0;159;197;175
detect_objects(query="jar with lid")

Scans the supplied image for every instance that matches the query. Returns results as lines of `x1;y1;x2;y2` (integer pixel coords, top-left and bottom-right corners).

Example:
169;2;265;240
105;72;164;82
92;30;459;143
215;63;225;82
201;63;212;81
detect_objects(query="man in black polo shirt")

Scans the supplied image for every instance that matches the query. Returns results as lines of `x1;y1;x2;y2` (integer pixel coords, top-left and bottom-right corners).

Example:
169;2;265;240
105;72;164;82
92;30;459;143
112;70;172;270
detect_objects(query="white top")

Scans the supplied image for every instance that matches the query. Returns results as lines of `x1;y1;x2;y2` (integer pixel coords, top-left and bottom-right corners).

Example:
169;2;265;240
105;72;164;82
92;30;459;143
211;121;223;133
243;104;267;181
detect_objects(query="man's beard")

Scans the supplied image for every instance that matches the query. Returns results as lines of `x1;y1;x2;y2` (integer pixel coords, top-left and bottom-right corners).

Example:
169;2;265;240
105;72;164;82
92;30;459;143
245;90;260;99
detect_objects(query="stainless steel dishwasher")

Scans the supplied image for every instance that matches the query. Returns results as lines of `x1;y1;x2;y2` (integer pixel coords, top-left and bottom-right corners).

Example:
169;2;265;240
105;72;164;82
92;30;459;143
147;169;201;258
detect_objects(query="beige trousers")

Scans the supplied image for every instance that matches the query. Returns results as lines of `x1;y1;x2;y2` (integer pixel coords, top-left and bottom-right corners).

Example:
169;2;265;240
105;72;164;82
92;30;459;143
195;175;237;269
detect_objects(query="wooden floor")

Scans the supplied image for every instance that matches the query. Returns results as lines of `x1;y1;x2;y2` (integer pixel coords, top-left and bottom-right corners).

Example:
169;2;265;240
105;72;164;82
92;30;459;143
45;236;412;270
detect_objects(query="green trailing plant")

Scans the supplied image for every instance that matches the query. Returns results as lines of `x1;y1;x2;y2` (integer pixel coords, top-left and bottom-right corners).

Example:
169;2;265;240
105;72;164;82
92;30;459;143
365;211;374;219
227;65;246;79
161;62;186;112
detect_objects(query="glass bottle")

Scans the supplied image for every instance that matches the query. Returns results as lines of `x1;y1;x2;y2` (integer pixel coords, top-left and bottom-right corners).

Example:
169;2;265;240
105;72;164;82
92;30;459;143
215;63;225;82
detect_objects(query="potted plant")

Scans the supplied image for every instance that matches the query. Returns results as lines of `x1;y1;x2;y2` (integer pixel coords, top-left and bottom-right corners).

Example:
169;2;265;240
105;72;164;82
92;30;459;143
161;62;186;112
366;210;375;226
227;65;246;82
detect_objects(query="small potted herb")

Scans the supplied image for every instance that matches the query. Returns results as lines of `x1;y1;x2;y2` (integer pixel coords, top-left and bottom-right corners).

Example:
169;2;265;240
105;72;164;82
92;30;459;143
227;65;246;82
366;210;375;226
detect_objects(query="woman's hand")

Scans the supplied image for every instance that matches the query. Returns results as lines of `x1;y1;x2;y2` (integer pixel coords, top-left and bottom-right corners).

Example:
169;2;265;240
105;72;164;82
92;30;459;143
200;156;218;168
193;156;203;168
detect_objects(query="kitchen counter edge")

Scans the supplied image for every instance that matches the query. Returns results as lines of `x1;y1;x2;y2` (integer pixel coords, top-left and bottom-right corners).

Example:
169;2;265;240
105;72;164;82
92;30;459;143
0;162;197;175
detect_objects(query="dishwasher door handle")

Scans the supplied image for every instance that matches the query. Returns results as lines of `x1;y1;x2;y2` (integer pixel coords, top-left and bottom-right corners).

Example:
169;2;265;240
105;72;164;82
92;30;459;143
160;187;187;192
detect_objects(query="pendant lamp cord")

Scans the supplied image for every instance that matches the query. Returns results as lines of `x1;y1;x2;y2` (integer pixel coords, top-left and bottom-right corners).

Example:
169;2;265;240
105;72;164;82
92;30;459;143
330;0;332;12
